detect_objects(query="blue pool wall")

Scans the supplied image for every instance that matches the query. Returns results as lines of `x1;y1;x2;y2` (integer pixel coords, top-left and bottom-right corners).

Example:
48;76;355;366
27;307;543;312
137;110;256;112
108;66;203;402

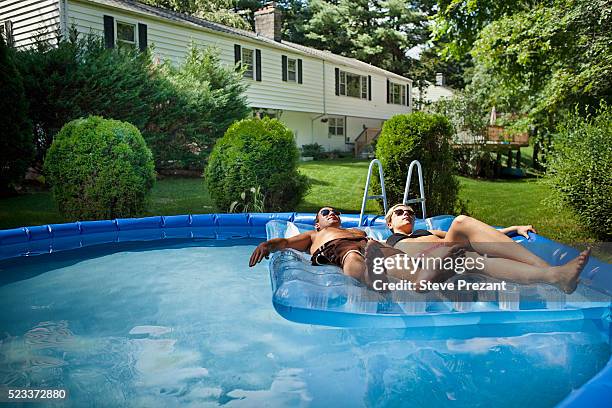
0;212;610;407
0;212;397;260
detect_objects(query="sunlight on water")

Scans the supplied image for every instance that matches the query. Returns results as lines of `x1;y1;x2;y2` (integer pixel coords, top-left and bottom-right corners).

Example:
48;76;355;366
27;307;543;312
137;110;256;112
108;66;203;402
0;239;609;407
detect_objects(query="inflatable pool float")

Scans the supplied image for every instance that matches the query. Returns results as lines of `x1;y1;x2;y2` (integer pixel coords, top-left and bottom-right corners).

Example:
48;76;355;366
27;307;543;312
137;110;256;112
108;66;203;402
266;215;611;330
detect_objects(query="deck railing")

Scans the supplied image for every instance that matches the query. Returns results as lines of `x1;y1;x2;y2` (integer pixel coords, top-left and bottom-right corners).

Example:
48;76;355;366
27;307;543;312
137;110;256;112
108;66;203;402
353;127;381;156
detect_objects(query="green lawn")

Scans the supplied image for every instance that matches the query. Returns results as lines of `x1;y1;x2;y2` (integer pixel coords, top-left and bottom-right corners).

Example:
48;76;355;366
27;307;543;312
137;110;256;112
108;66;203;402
0;159;596;243
296;158;379;214
457;177;593;243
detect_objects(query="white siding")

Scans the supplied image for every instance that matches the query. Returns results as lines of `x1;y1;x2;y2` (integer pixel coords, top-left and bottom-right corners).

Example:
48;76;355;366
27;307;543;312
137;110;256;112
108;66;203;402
414;83;454;105
346;116;383;143
67;0;325;114
67;0;413;120
0;0;60;48
324;62;412;120
280;112;384;152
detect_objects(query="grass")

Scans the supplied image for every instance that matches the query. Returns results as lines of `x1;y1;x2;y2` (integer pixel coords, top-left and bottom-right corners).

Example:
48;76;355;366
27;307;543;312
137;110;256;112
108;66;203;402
457;177;594;243
0;159;597;244
0;178;213;230
296;158;379;214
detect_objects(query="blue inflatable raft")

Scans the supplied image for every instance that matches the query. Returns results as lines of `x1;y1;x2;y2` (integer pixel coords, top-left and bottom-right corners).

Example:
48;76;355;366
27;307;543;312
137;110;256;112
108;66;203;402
266;215;611;330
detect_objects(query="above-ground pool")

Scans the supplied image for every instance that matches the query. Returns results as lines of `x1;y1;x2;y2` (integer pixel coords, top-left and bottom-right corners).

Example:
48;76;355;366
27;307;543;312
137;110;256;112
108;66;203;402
0;213;610;407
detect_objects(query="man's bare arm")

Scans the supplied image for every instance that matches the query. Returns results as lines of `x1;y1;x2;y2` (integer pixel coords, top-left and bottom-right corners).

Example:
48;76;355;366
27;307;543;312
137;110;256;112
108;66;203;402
249;231;314;266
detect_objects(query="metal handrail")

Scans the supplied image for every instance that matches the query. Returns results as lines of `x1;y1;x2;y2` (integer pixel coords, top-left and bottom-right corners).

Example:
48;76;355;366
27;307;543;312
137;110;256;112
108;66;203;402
402;160;426;219
359;159;388;226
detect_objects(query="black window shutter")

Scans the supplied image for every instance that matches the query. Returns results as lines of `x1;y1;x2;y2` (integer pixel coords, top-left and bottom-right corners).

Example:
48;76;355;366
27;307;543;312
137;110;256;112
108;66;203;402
405;84;409;106
255;49;262;81
103;15;114;48
386;79;390;103
297;59;303;84
281;55;287;81
234;44;241;65
368;75;372;100
408;84;412;108
4;21;13;47
138;23;147;52
335;68;340;95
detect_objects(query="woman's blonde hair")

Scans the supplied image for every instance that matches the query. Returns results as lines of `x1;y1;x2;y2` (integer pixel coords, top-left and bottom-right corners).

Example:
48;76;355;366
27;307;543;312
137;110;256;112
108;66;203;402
384;203;415;224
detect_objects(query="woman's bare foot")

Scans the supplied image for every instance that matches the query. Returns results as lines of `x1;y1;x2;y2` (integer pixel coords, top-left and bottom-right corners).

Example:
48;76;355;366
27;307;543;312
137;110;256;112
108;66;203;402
551;248;591;294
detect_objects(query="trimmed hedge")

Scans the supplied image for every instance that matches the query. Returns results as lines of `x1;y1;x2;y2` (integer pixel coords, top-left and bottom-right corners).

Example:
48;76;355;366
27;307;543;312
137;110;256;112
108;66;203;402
0;36;33;194
44;116;156;220
546;106;612;239
375;112;458;216
205;117;309;212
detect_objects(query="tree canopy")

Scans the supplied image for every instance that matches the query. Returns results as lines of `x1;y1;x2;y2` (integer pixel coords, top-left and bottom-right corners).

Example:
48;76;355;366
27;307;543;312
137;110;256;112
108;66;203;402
469;0;612;126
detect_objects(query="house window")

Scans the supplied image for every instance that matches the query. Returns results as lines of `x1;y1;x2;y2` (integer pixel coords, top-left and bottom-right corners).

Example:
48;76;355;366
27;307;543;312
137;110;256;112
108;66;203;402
328;117;345;137
339;70;368;99
242;47;254;79
116;21;136;49
287;58;297;82
390;82;406;105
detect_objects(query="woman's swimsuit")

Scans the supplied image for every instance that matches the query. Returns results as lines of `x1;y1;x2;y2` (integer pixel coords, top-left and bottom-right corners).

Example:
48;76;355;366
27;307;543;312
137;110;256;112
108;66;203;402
311;237;368;267
386;230;433;246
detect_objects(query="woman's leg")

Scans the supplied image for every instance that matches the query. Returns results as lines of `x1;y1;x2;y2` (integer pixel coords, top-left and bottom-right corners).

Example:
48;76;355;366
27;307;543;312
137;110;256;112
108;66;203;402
364;241;457;289
445;215;549;267
465;249;590;294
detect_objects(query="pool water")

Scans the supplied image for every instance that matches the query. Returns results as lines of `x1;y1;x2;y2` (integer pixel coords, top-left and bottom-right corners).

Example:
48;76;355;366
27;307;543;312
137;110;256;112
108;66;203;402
0;239;610;407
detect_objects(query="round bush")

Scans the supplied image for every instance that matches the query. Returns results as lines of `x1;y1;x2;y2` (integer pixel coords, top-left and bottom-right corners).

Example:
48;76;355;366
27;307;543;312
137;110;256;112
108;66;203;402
205;117;309;212
546;107;612;239
44;116;156;220
375;112;458;216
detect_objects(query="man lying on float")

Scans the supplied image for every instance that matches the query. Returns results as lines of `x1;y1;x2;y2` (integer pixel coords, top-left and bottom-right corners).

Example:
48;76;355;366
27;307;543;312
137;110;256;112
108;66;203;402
248;206;589;294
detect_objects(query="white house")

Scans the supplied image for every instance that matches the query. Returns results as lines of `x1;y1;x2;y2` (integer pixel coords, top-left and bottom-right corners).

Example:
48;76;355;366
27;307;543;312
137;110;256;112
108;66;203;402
412;73;455;109
0;0;413;153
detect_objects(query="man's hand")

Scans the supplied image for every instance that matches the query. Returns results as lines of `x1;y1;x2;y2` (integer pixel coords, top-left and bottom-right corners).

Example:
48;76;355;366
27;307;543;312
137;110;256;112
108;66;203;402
249;242;271;267
515;225;537;238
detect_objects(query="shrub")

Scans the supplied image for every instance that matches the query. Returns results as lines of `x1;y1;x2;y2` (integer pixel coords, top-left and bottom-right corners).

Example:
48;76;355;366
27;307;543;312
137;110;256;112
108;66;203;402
0;36;33;194
205;117;309;212
301;143;325;159
152;44;249;170
16;31;248;170
375;112;459;216
44;116;156;220
545;106;612;239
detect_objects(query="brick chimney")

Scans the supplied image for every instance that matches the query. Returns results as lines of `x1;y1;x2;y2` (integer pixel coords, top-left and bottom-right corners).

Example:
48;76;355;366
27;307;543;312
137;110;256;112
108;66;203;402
254;2;282;42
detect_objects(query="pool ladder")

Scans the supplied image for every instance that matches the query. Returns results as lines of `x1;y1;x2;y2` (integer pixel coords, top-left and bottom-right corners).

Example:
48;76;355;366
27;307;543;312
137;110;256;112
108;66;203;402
359;159;426;226
403;160;427;219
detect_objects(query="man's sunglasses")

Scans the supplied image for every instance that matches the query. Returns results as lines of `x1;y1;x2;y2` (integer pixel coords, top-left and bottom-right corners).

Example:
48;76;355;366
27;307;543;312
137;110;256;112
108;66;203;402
319;209;341;217
393;208;414;217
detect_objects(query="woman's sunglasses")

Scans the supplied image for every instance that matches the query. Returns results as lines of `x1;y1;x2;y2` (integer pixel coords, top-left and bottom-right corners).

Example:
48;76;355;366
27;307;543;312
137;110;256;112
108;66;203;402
393;208;414;217
319;209;341;217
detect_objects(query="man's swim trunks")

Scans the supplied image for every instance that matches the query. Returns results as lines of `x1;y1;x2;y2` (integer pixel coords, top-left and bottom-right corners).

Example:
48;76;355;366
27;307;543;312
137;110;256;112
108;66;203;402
311;237;368;267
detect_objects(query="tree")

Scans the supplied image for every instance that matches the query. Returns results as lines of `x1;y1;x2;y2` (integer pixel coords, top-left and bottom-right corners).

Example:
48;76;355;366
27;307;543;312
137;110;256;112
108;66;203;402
140;0;253;30
277;0;313;44
470;0;612;129
303;0;430;77
16;32;249;171
431;0;532;61
0;36;33;194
